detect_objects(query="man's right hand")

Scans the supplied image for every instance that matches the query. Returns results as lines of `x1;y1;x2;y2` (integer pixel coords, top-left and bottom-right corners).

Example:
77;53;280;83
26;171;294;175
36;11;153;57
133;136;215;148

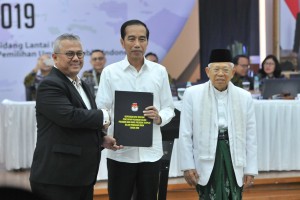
101;136;123;151
184;169;199;187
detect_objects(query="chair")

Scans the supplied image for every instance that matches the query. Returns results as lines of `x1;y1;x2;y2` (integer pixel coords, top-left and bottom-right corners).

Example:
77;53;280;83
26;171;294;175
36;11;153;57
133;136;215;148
280;61;295;71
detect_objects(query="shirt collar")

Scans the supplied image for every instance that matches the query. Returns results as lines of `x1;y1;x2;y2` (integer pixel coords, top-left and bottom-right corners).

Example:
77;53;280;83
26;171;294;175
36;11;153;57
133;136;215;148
53;65;81;85
213;86;228;99
67;76;82;87
121;56;149;71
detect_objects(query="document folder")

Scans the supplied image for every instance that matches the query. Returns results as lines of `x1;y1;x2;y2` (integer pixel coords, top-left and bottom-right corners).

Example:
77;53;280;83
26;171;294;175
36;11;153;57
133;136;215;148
114;91;153;147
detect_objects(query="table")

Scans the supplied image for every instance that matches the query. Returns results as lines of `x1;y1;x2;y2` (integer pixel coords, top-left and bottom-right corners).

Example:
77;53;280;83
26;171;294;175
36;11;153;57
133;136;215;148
0;99;36;170
1;99;300;179
254;100;300;171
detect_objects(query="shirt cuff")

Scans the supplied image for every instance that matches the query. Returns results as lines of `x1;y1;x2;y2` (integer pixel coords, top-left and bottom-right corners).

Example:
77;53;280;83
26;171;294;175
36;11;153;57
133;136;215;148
101;109;110;125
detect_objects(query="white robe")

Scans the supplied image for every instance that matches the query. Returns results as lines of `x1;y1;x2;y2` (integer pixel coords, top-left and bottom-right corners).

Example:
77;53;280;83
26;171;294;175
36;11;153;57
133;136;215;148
178;81;258;186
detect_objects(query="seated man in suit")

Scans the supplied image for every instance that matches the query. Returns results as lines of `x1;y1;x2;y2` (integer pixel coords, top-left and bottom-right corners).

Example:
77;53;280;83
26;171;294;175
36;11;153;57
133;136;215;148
231;54;254;90
81;49;106;95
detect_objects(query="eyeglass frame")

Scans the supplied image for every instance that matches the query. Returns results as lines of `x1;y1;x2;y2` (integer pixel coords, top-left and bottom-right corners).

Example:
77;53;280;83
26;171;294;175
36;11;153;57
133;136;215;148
264;62;275;66
54;51;85;59
238;64;250;69
92;57;105;61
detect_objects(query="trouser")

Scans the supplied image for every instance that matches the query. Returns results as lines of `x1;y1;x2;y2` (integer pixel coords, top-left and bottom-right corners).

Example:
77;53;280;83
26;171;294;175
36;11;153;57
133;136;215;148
196;139;243;200
107;158;161;200
30;181;94;200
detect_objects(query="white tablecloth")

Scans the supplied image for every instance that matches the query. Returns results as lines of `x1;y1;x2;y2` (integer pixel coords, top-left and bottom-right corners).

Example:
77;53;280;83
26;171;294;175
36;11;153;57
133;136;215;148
0;99;37;170
1;99;300;179
254;100;300;171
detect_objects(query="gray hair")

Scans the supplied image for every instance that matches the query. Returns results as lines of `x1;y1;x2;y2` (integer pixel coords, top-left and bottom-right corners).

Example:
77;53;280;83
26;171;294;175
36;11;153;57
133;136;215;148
208;62;234;68
53;33;81;53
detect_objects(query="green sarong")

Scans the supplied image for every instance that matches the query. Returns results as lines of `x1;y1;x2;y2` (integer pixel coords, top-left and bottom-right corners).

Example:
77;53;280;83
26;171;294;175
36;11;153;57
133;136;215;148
196;139;243;200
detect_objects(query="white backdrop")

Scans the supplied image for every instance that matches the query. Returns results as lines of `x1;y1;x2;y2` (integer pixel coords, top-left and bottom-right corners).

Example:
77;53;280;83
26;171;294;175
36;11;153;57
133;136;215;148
0;0;195;101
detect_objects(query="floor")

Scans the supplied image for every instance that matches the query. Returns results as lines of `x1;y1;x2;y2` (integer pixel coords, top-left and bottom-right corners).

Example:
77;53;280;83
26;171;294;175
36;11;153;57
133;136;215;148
1;162;300;199
1;161;300;188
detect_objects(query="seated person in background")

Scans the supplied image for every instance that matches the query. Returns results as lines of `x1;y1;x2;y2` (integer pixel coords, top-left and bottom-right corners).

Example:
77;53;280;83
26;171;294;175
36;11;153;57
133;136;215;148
145;52;174;83
231;55;254;90
24;54;53;101
258;55;283;80
145;52;159;63
257;55;284;89
81;49;106;94
145;52;177;96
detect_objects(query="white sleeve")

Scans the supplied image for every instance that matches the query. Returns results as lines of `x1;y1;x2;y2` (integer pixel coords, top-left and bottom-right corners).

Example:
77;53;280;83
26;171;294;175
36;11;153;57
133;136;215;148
178;88;196;171
158;67;175;127
95;68;113;110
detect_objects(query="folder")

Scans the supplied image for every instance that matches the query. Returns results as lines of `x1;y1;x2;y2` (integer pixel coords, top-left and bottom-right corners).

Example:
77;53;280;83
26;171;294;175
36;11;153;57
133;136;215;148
114;90;153;147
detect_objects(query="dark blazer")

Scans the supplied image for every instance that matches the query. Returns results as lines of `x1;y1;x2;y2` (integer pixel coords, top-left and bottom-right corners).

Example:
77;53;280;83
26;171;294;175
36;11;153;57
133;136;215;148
30;67;105;186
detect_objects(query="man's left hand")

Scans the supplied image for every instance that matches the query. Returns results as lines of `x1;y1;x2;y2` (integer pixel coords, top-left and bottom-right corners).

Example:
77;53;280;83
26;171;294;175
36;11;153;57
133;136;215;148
243;175;254;188
143;106;161;125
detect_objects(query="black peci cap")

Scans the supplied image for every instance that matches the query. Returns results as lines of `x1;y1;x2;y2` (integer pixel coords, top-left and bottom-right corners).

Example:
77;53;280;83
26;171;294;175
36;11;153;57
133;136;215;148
209;49;232;63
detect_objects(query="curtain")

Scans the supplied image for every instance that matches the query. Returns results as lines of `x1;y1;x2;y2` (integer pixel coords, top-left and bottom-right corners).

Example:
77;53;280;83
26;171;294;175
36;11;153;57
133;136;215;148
199;0;259;80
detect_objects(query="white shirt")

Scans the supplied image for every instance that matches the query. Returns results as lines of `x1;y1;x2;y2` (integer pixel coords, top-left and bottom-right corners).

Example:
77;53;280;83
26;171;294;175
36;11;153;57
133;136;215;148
96;57;175;163
67;76;92;110
213;87;228;129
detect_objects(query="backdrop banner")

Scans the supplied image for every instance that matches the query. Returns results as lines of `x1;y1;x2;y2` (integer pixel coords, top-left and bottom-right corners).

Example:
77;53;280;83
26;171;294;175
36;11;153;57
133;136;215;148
0;0;194;101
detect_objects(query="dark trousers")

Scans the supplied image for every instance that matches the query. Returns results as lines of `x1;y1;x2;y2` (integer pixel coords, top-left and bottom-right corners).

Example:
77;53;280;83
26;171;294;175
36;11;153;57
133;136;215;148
107;158;161;200
30;181;94;200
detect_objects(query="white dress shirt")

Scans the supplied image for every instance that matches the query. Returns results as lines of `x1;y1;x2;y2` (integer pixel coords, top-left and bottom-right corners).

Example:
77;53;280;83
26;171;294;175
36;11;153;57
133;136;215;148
213;87;228;129
67;76;92;110
96;57;175;163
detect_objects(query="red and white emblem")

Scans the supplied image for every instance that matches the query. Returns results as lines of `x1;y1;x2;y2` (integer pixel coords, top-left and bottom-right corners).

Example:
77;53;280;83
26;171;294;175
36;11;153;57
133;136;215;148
131;103;138;112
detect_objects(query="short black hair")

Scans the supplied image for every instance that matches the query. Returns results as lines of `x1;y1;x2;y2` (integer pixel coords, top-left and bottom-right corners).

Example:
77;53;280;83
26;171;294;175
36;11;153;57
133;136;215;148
91;49;105;56
232;54;249;65
120;19;149;40
145;52;158;61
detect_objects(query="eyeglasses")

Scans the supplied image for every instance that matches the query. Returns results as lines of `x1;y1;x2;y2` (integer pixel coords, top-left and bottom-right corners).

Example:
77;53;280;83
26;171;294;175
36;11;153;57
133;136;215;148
265;62;275;66
55;51;85;59
211;67;231;75
239;64;250;68
92;57;105;61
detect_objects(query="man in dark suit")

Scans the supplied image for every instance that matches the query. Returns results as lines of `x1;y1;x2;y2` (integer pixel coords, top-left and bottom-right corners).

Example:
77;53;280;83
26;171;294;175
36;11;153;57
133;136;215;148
231;55;254;90
81;50;106;95
29;33;122;200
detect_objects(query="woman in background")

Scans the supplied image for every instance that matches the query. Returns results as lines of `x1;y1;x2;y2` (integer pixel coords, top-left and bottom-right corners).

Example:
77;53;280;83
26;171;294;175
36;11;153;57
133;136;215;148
258;55;283;79
258;55;284;91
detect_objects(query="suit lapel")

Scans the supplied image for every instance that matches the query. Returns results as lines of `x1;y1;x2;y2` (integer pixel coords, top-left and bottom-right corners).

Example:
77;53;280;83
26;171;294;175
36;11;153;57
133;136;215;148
51;67;89;109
